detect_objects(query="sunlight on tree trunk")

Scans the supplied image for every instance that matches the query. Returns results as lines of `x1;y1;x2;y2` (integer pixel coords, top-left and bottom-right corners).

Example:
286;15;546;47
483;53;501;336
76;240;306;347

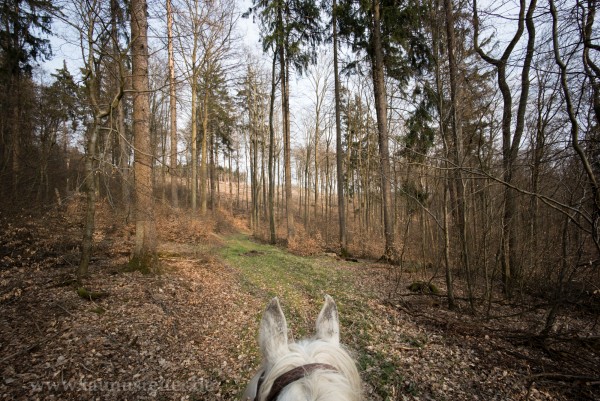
131;0;157;270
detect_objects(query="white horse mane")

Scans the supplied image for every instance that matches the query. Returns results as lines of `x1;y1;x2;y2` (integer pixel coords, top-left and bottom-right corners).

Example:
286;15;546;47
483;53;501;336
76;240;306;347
242;295;362;401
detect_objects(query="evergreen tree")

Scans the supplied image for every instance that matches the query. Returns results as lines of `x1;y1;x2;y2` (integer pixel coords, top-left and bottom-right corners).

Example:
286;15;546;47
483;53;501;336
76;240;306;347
0;0;54;197
245;0;323;242
337;0;430;261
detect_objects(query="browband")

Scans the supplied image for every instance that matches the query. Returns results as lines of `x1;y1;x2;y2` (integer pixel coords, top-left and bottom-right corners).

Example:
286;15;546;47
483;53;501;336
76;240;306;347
257;363;338;401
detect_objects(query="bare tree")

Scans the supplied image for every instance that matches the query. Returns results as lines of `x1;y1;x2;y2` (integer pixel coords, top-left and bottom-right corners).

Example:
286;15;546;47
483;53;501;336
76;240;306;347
57;0;125;277
306;51;332;226
473;0;537;297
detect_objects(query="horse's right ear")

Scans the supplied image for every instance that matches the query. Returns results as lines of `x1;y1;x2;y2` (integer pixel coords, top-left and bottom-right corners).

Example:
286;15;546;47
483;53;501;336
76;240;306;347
315;294;340;345
259;297;288;363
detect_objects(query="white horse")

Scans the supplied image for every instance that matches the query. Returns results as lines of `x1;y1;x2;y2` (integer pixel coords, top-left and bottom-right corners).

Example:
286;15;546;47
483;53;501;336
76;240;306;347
242;295;362;401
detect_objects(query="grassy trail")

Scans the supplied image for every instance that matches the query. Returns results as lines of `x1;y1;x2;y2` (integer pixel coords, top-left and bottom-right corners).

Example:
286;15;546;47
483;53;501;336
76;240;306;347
219;233;407;400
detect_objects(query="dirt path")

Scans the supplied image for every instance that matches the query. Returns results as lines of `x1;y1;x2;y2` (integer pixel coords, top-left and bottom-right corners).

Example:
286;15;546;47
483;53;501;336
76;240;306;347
0;214;593;400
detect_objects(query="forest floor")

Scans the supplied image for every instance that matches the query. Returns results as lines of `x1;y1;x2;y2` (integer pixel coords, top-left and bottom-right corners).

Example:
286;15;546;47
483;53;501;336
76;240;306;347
0;200;599;400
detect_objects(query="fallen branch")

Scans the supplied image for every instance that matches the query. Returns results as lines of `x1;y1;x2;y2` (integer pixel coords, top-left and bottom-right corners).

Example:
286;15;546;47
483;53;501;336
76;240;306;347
528;372;600;385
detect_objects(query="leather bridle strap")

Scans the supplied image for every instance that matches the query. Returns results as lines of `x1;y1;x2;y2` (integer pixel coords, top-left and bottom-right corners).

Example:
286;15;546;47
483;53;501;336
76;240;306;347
258;363;338;401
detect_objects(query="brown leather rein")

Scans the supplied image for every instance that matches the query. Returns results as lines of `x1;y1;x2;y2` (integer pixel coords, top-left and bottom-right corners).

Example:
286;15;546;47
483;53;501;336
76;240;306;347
254;363;338;401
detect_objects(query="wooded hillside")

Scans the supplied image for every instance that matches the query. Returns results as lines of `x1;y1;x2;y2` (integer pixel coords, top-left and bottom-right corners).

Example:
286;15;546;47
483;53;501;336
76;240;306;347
1;0;599;399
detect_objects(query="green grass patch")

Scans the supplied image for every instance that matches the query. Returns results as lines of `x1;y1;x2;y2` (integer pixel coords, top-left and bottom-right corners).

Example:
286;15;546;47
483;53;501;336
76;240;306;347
220;233;419;399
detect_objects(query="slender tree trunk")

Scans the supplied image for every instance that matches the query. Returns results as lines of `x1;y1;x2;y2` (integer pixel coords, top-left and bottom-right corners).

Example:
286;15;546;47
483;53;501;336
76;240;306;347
371;0;396;261
191;73;198;212
261;126;267;218
268;52;277;244
131;0;157;266
79;124;99;278
277;6;295;241
167;0;179;208
210;131;216;209
333;0;348;255
314;114;319;223
118;95;130;208
200;83;209;215
474;0;535;297
11;74;21;199
444;0;473;310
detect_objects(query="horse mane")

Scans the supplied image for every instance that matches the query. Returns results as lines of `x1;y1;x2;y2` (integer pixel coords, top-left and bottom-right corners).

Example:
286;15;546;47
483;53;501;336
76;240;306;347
257;339;361;401
243;295;362;401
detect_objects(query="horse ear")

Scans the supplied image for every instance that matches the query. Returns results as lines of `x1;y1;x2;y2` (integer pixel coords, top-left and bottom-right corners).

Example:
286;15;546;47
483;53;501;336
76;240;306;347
315;294;340;345
259;297;288;363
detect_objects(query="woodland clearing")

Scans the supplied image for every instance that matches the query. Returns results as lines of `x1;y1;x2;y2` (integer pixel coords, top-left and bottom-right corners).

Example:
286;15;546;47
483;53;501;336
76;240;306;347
0;201;598;401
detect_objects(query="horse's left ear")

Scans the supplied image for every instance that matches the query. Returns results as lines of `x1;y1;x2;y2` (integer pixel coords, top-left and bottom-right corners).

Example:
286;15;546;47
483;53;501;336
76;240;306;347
259;297;289;364
315;294;340;345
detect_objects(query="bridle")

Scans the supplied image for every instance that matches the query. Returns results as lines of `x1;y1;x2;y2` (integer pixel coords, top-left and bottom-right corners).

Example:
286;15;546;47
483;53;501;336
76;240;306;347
254;363;338;401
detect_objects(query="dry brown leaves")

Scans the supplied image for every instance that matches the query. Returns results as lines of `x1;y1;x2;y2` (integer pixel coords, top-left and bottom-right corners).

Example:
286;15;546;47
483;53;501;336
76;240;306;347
1;201;599;401
0;202;262;400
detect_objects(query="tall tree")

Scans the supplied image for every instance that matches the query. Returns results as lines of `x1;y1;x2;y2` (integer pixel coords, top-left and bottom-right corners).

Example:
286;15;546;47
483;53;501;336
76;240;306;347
306;51;331;226
175;0;203;212
371;0;396;261
167;0;178;208
338;0;429;261
473;0;537;296
130;0;157;267
268;51;278;244
0;0;53;198
59;0;125;277
443;0;472;309
248;0;323;242
332;0;348;255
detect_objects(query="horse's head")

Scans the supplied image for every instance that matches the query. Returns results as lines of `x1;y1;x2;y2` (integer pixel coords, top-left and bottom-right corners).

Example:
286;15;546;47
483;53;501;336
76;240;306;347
242;295;362;401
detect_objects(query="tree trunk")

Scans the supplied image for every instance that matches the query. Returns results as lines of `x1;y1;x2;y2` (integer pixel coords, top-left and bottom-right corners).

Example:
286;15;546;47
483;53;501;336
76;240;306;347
278;6;295;241
334;0;348;254
550;0;600;252
79;124;99;278
268;51;277;244
371;0;396;261
167;0;179;208
131;0;157;267
473;0;535;297
200;84;209;216
444;0;473;310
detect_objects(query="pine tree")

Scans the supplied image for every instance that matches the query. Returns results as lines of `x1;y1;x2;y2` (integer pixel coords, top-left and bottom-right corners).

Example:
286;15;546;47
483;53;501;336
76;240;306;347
246;0;323;242
0;0;54;197
337;0;430;261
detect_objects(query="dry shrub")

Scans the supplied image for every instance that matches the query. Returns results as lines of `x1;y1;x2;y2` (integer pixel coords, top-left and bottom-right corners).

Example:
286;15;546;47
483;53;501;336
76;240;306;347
153;206;216;244
64;193;87;224
348;230;384;259
213;207;249;234
287;225;324;256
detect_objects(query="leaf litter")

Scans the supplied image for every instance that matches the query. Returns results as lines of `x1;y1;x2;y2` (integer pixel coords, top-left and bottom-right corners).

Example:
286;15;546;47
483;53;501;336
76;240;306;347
0;201;598;400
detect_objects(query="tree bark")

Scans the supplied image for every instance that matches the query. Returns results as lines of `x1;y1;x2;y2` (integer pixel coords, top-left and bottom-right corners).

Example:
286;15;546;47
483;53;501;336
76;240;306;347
444;0;472;310
200;82;209;216
268;51;277;244
550;0;600;252
371;0;396;261
278;5;295;242
473;0;535;297
131;0;157;266
167;0;179;208
333;18;347;252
